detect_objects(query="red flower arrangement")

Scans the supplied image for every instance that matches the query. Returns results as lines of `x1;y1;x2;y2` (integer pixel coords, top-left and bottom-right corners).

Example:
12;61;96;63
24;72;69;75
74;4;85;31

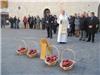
60;59;75;70
17;47;27;55
45;55;58;66
26;49;37;58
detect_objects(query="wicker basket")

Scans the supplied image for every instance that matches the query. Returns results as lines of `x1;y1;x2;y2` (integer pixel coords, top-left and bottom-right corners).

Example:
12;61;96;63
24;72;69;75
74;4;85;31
26;40;38;58
59;48;76;70
44;45;59;66
26;50;37;58
45;59;57;66
16;40;28;55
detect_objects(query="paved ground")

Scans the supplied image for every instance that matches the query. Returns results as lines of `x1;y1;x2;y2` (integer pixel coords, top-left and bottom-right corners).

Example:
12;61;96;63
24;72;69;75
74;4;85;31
1;28;100;75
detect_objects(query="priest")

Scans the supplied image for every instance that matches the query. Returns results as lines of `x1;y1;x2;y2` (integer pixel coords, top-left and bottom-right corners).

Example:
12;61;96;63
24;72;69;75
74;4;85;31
57;10;70;44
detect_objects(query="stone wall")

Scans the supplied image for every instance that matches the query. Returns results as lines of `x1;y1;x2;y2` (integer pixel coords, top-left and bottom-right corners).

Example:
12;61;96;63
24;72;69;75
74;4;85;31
8;2;99;19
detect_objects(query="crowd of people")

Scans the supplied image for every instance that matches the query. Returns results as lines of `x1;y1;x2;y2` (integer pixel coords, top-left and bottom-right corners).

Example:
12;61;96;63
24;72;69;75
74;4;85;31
9;16;20;29
7;15;58;31
8;16;41;29
22;15;59;32
43;8;99;43
23;15;40;29
68;12;99;43
1;9;100;43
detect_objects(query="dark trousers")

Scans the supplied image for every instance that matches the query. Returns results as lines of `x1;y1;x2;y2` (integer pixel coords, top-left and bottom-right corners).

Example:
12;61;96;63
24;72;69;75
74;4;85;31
33;24;36;29
10;23;14;28
13;23;16;29
87;32;95;42
53;26;57;34
30;24;33;29
15;23;19;29
47;26;52;38
85;30;88;38
70;25;75;35
80;30;86;40
42;24;45;30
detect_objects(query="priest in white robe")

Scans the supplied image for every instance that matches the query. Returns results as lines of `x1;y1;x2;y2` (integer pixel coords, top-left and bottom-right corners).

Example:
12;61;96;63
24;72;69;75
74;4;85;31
57;10;70;43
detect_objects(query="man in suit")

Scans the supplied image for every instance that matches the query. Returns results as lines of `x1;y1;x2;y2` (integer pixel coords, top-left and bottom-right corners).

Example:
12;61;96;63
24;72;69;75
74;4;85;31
79;14;86;41
87;12;99;43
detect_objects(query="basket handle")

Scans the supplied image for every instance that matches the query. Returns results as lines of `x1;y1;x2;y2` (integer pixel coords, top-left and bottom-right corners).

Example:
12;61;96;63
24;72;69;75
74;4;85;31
18;40;27;49
22;40;27;48
23;38;38;45
51;45;60;60
29;40;38;49
61;48;76;62
25;39;38;48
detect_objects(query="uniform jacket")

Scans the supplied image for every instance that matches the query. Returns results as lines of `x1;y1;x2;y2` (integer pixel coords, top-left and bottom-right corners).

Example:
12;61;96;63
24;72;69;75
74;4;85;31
44;15;54;27
88;16;99;33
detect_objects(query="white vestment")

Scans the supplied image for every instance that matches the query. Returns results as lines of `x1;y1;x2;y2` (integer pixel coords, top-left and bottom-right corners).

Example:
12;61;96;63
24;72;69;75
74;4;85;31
57;14;70;43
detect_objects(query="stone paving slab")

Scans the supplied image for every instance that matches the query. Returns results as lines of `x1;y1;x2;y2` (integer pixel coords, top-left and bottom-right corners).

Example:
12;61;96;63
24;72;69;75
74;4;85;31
1;29;100;75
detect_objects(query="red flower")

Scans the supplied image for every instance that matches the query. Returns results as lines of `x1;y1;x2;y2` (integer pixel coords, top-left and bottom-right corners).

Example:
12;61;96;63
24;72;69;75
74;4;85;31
62;59;73;67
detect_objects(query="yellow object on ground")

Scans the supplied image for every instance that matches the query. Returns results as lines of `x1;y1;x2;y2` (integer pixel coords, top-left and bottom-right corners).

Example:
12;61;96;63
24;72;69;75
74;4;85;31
40;38;52;60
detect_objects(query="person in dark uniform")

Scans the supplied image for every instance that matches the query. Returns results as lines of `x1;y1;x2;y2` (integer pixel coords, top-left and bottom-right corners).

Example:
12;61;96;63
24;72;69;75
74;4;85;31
30;16;34;29
87;12;99;43
28;15;31;29
44;8;53;39
41;18;46;30
53;15;59;34
69;15;75;36
53;19;59;34
33;16;37;29
16;17;20;29
13;16;17;29
9;17;14;28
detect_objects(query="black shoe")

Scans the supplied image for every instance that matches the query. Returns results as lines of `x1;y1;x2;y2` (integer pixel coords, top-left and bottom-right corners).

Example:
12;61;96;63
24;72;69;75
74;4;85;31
59;42;64;44
62;42;66;44
59;42;62;44
87;40;90;42
82;39;85;41
59;42;66;44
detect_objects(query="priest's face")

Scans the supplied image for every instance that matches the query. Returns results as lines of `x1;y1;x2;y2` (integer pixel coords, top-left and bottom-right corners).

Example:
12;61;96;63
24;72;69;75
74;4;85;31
61;10;65;15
